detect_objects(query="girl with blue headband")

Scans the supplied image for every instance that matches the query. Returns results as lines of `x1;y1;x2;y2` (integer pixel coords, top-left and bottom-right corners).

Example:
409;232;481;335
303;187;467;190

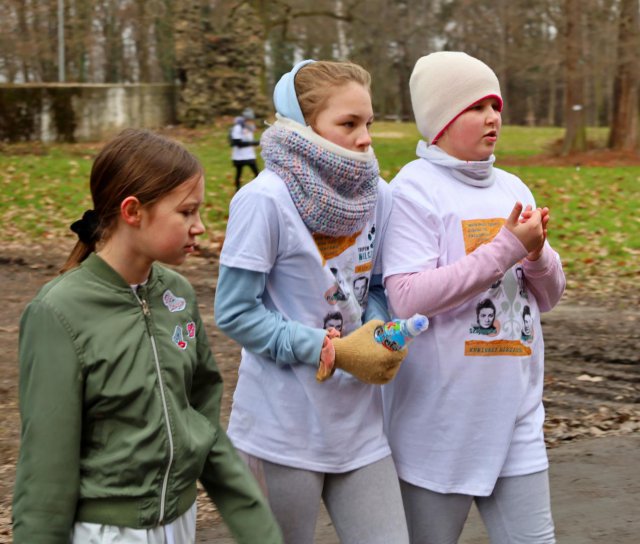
214;60;410;543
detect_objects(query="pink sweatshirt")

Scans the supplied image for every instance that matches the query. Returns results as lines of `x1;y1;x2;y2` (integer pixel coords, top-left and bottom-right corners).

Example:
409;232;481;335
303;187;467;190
385;227;565;319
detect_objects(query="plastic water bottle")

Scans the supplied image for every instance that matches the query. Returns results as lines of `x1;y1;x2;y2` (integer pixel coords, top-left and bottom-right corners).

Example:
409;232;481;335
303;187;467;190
374;314;429;351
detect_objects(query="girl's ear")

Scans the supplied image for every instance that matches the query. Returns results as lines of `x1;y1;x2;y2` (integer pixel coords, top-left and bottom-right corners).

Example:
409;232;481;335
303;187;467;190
121;196;142;226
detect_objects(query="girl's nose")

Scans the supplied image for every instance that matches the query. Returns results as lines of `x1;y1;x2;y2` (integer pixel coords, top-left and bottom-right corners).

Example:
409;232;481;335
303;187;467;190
356;128;372;151
486;107;500;124
192;213;205;235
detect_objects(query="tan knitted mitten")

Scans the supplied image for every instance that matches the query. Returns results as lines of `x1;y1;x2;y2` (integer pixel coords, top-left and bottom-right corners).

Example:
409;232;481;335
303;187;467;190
319;320;407;385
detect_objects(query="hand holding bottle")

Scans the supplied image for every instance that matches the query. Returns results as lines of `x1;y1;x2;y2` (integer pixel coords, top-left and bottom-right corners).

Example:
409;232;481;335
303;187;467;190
374;314;429;351
316;320;407;385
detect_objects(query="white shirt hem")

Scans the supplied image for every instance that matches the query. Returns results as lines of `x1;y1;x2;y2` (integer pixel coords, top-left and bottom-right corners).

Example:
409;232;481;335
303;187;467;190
232;438;392;474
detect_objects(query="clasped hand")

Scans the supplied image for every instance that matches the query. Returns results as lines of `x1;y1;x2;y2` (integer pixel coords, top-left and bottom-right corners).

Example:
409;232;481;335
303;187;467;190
505;201;550;261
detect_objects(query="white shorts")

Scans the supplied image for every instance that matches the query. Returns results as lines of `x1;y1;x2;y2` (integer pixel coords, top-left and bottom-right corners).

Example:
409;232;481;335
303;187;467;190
71;502;196;544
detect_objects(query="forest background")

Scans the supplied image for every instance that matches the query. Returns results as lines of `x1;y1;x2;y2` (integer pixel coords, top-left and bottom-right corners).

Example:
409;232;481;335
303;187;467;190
1;0;639;154
2;0;638;294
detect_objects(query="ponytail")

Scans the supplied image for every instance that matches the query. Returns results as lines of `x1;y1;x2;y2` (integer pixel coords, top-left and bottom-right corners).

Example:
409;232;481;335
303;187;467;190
59;209;101;274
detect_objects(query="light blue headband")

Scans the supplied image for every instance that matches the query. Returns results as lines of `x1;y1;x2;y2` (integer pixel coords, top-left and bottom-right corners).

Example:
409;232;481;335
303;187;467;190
273;59;316;125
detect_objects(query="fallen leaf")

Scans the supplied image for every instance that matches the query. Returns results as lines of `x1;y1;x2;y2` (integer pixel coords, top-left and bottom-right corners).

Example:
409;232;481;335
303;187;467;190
577;374;604;382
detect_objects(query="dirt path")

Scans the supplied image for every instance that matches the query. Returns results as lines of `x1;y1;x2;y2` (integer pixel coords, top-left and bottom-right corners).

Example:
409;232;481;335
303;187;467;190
197;434;640;544
1;246;638;543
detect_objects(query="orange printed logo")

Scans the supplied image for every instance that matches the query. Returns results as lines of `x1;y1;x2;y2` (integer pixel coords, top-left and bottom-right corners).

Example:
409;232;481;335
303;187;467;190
355;262;373;273
464;340;532;357
461;218;504;255
313;231;361;263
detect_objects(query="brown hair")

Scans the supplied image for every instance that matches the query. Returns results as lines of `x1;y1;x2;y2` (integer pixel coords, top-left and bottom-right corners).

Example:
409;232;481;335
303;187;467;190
60;129;203;273
294;61;372;127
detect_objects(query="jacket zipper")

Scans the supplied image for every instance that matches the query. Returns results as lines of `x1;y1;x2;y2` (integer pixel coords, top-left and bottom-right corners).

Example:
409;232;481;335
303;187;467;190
134;287;174;524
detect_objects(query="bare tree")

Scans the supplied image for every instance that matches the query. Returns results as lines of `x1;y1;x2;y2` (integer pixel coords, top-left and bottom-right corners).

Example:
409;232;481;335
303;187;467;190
0;0;635;139
608;0;639;150
32;1;59;82
251;0;362;89
561;0;587;155
351;0;436;120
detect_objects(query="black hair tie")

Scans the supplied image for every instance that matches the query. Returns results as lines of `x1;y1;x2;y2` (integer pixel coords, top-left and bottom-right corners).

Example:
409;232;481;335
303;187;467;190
70;210;100;245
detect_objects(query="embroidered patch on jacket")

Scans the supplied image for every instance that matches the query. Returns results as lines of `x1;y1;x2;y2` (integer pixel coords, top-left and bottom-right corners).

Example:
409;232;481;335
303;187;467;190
172;325;187;350
186;321;196;338
163;289;187;312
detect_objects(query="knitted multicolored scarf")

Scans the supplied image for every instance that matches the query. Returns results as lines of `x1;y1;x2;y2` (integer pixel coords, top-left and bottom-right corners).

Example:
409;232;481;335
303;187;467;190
261;117;379;236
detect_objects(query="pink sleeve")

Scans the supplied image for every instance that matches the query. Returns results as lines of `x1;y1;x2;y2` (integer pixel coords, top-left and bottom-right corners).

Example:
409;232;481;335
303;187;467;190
385;227;528;318
522;243;566;312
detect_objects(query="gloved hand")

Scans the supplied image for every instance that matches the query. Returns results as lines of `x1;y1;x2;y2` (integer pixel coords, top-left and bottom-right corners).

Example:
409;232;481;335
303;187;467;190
316;320;407;385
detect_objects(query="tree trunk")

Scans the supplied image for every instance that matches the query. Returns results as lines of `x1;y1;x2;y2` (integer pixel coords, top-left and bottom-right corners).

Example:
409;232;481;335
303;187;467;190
608;0;639;150
547;67;557;126
135;0;151;82
155;0;176;83
334;0;349;60
17;0;32;82
103;0;123;83
70;0;92;82
393;1;411;121
561;0;587;155
173;0;267;125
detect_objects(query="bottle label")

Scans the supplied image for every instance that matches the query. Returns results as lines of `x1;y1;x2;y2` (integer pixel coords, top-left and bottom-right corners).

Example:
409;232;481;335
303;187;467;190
374;321;407;351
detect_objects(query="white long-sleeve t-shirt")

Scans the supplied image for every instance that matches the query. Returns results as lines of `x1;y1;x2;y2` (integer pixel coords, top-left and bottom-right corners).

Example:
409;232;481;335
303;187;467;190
381;152;565;496
219;170;394;472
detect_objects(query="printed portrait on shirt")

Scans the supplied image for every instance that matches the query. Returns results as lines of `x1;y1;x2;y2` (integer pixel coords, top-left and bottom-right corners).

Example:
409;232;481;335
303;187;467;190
315;221;376;335
323;311;344;333
353;276;369;307
515;266;528;299
521;305;534;343
469;298;500;337
461;217;534;357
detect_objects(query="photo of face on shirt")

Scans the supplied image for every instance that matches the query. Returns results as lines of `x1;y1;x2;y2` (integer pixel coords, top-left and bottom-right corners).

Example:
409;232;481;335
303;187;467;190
521;305;534;343
353;276;369;306
323;311;343;333
469;298;500;336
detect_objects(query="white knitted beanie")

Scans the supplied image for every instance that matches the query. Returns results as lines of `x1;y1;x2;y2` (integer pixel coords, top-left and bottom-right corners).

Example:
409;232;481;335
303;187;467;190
410;52;503;144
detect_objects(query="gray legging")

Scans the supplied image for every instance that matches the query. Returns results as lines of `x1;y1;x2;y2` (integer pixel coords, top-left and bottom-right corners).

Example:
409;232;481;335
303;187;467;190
400;470;556;544
239;452;409;544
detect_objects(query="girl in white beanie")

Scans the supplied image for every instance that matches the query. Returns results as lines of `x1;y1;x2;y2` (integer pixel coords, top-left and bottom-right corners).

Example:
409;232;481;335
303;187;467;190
215;59;410;544
380;51;565;543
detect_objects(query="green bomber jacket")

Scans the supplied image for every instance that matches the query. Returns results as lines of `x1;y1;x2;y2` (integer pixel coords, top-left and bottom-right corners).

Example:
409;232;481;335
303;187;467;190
13;254;282;544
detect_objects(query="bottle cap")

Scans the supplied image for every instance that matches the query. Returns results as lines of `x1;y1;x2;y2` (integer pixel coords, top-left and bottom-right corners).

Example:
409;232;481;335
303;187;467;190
407;314;429;336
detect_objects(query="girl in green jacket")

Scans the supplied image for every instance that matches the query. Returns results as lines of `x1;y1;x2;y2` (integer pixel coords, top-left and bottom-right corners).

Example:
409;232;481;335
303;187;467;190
13;129;283;544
